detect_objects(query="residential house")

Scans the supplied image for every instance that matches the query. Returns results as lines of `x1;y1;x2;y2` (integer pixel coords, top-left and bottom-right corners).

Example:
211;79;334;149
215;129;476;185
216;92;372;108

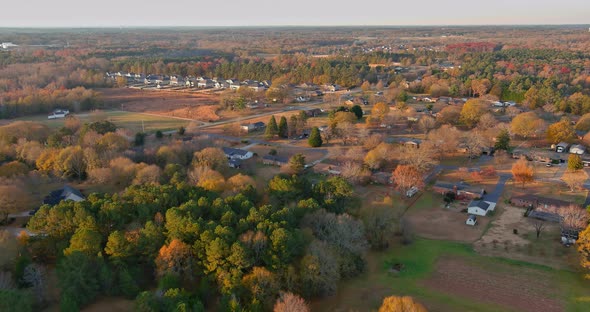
222;147;253;160
324;84;341;92
432;181;484;200
240;122;265;132
305;108;322;117
262;155;288;166
555;142;569;153
43;185;85;205
570;144;586;155
314;163;342;176
170;75;185;85
198;79;215;88
467;200;496;216
185;77;198;87
388;137;421;148
510;194;570;210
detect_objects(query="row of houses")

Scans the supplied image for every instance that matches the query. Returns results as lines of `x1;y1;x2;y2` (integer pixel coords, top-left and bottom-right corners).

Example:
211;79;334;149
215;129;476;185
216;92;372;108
105;72;271;91
512;147;590;166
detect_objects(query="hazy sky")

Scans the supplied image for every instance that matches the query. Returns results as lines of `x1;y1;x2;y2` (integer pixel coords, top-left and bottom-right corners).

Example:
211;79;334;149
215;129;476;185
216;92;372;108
2;0;588;27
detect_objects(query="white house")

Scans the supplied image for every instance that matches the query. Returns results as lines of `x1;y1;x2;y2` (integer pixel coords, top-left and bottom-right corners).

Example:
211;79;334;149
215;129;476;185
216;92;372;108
467;200;496;216
43;185;85;205
222;147;253;160
570;144;586;155
466;215;478;226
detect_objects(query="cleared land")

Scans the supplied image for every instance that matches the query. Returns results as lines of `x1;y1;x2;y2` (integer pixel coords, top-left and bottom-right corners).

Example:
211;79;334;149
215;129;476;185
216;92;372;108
310;239;590;312
405;192;491;243
15;110;191;133
99;88;221;121
421;257;563;312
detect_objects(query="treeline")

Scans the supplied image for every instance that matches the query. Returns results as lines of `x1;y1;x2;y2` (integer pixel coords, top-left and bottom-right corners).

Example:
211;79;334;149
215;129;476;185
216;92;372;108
0;87;104;118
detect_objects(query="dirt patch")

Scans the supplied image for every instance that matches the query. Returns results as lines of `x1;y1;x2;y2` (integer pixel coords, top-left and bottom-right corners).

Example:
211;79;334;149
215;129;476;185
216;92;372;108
98;88;220;121
406;197;490;243
421;257;564;312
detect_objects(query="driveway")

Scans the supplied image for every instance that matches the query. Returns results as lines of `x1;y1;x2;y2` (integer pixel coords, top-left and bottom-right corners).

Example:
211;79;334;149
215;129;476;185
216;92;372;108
485;174;511;204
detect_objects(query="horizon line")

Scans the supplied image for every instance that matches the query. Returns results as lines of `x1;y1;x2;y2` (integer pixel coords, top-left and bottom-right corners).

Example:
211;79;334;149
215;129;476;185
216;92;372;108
1;23;589;29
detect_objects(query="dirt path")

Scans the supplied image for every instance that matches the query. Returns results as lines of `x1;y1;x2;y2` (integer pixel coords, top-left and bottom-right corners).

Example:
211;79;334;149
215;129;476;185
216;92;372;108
421;257;564;312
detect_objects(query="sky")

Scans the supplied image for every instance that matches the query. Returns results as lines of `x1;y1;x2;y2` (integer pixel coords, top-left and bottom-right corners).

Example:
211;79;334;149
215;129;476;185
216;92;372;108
1;0;588;27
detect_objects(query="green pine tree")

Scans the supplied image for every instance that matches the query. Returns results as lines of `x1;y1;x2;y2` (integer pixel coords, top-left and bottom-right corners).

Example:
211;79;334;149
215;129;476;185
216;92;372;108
278;116;288;138
265;115;279;139
308;127;323;147
350;105;363;120
494;129;510;151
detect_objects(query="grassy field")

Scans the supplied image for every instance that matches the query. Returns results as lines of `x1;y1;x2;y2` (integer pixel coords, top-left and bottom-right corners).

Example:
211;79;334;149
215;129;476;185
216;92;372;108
310;239;590;312
14;110;190;133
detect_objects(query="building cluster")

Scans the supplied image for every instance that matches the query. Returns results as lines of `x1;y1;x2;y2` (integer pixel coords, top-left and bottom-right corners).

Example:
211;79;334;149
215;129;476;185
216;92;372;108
105;71;271;91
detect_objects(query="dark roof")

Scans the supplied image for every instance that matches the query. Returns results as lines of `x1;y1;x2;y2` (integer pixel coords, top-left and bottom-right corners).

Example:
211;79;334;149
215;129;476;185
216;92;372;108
253;122;266;127
434;181;469;191
469;200;490;210
511;195;570;208
262;155;288;163
467;215;477;221
43;185;84;206
228;159;242;167
222;147;250;157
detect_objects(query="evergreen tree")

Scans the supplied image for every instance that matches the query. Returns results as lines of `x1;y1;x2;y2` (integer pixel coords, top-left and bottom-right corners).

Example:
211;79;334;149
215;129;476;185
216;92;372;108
350;105;363;120
494;129;510;151
289;154;306;174
278;116;289;138
265;115;279;139
308;127;323;147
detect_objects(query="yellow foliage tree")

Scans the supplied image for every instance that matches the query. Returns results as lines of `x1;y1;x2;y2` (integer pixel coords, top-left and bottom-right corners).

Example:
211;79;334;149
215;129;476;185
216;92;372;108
577;225;590;279
460;99;486;127
379;296;428;312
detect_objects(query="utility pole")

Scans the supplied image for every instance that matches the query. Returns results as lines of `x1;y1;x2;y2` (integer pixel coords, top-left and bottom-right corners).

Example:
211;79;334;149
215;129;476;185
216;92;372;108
142;120;145;133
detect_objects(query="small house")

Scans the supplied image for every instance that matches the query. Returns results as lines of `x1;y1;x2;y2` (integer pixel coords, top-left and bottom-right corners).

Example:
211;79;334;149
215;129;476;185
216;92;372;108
510;194;569;210
222;147;253;160
433;181;484;199
467;200;496;216
555;142;569;153
43;185;85;206
569;144;586;155
466;215;477;226
305;109;322;117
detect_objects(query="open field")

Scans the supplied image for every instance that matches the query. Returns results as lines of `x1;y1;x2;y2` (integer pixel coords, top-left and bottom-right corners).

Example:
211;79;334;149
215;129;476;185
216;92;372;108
310;239;590;312
98;88;221;121
14;110;192;133
404;192;491;243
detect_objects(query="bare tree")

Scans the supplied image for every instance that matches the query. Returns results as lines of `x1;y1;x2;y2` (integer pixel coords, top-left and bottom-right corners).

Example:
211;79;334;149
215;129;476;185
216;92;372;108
562;172;586;192
417;115;436;136
23;263;46;304
397;144;439;172
460;131;487;160
560;204;589;230
532;219;546;239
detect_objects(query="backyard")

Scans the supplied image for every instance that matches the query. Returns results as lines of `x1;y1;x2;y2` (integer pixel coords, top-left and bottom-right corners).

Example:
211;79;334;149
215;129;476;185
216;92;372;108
310;239;590;312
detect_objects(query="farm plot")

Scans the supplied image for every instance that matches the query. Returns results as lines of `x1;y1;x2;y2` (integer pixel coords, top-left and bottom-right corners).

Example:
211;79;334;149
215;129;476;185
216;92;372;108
421;257;564;312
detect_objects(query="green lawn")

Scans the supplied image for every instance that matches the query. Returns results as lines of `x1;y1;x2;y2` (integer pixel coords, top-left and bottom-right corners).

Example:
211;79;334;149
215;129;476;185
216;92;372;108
310;239;590;312
14;110;190;133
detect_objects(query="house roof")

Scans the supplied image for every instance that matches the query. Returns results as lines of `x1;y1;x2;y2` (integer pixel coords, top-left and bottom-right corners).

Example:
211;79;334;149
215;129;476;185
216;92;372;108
262;155;288;163
222;147;250;157
467;215;477;221
556;142;569;148
253;122;265;127
511;194;570;208
434;181;469;191
43;185;84;206
469;200;490;210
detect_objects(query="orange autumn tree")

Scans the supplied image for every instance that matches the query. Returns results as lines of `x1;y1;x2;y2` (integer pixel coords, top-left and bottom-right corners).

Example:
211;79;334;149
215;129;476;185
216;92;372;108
379;296;428;312
155;239;194;278
511;158;534;188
